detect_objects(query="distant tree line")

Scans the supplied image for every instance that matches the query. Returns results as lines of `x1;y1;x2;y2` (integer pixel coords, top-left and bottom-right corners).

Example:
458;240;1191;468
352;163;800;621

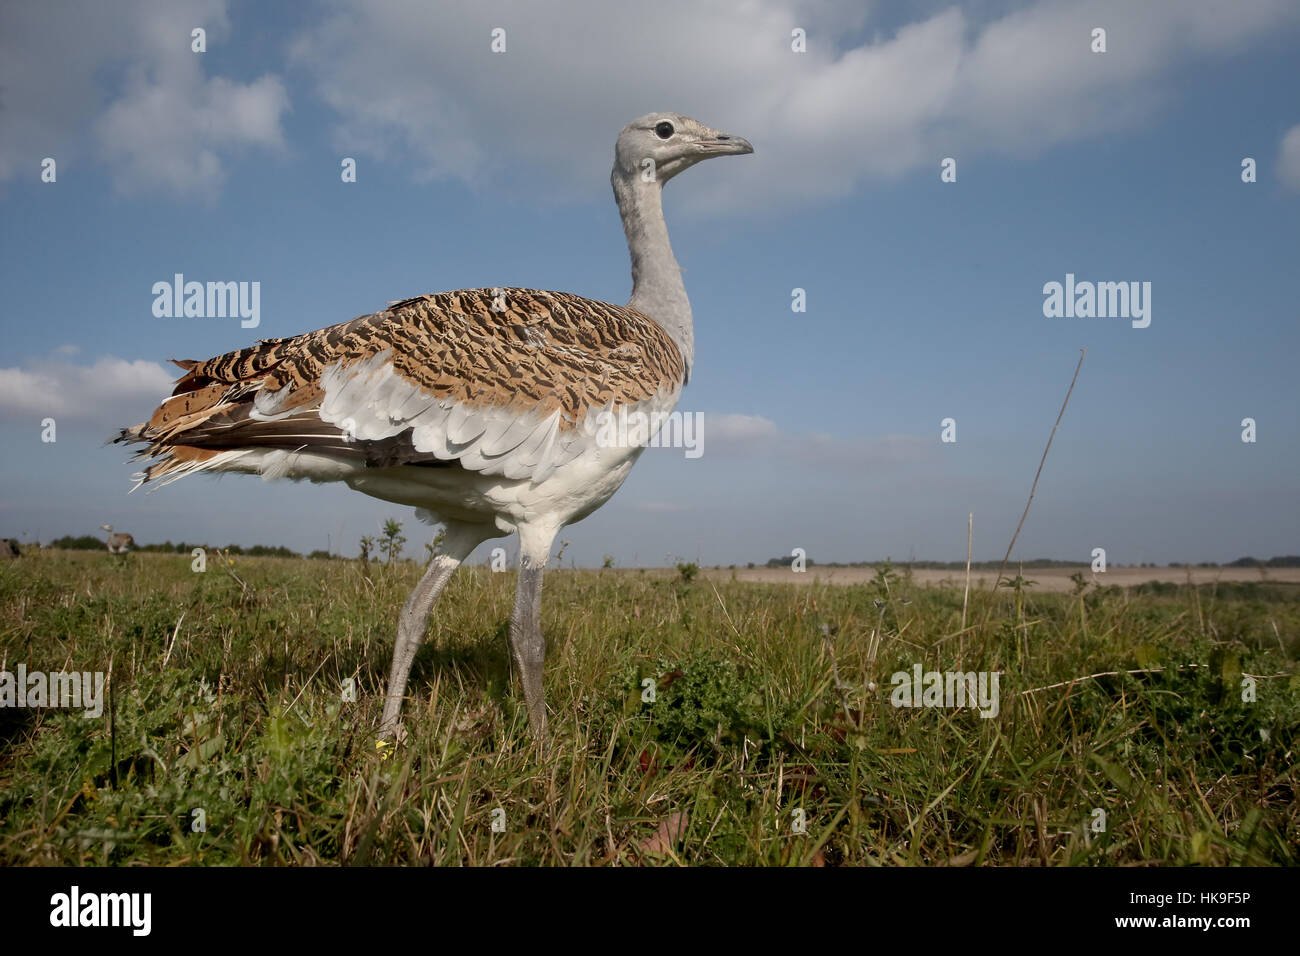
33;535;1300;570
755;555;1300;570
46;535;334;559
1222;555;1300;568
764;555;815;568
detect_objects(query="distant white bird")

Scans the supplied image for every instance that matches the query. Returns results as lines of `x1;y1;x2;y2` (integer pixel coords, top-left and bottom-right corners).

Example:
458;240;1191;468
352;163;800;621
117;113;752;739
101;525;135;554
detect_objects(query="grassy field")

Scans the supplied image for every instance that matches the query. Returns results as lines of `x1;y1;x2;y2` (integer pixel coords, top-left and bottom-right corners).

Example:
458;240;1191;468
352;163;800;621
1;548;1296;866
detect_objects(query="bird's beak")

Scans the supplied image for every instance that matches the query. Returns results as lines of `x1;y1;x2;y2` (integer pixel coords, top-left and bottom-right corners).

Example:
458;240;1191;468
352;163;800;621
697;130;754;156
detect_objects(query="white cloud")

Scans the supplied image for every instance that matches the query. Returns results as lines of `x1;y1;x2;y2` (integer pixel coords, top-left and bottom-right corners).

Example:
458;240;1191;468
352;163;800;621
707;413;782;443
3;1;1294;204
0;0;288;196
701;411;929;467
1278;123;1300;191
0;354;174;424
97;72;289;196
287;0;1300;209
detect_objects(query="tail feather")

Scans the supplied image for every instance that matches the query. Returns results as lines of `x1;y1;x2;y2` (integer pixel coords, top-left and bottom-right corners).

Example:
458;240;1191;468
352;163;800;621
116;343;438;487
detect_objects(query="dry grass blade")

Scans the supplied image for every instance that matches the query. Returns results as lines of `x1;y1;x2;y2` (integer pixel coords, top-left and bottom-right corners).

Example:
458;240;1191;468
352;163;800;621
993;349;1086;591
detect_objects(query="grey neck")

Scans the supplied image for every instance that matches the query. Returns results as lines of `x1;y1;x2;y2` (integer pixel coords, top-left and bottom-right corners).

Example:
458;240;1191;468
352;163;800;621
612;171;693;381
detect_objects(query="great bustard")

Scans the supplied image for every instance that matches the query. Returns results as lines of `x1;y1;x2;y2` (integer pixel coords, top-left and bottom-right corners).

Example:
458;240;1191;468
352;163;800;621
101;525;135;554
116;113;752;739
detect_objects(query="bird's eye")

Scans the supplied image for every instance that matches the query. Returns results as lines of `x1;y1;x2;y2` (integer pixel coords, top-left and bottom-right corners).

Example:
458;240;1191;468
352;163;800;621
654;121;674;139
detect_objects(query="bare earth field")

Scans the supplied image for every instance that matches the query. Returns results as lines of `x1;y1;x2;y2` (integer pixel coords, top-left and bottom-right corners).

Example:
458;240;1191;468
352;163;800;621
696;565;1300;592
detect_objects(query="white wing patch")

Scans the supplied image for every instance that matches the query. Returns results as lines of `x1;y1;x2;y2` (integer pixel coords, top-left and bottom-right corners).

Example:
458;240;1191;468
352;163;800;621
302;352;632;483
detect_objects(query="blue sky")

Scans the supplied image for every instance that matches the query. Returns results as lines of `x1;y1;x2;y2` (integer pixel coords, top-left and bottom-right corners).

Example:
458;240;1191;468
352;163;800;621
1;0;1297;566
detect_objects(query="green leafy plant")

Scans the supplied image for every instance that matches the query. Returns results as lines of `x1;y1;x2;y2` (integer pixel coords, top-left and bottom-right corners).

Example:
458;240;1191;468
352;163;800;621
380;519;405;565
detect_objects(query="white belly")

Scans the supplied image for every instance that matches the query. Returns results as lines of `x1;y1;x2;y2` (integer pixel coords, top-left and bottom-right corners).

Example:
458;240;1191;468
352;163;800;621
345;444;643;534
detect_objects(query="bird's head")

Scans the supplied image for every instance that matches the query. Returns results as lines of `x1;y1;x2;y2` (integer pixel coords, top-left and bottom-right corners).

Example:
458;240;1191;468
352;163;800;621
613;112;753;185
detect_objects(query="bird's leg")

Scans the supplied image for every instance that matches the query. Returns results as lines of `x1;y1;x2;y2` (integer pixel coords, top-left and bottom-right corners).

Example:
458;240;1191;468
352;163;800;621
510;522;558;739
379;522;492;741
379;559;456;741
510;564;547;738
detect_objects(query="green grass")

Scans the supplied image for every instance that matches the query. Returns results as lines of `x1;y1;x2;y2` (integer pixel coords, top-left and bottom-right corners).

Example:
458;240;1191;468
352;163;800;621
1;549;1296;865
